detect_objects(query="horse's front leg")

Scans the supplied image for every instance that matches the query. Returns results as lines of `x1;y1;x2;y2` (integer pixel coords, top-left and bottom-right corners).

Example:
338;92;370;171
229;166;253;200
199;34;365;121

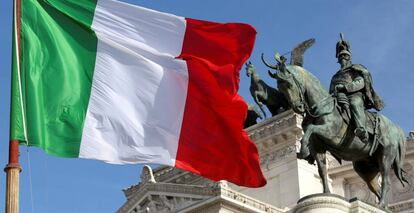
297;124;316;159
312;149;330;193
300;125;331;193
254;92;267;118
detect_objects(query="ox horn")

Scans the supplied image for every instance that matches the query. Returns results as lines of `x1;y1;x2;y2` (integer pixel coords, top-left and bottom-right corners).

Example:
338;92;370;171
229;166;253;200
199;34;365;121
261;53;279;70
268;70;276;79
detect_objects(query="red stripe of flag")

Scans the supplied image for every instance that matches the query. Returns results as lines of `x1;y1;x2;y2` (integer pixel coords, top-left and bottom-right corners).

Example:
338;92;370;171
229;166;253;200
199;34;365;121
176;18;266;187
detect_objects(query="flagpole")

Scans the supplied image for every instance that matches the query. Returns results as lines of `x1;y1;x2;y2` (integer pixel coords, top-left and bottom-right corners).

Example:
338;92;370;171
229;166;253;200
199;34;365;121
5;0;22;212
4;140;21;213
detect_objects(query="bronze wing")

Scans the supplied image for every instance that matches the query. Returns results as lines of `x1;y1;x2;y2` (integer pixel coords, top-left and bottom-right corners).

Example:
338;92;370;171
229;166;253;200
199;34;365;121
290;38;315;67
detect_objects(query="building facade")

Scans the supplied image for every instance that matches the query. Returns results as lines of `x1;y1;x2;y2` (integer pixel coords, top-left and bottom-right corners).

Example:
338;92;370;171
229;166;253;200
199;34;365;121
117;111;414;213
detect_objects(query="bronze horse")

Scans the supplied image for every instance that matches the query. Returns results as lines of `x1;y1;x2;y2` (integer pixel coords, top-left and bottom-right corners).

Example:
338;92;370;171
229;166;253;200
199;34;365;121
262;40;408;208
245;61;289;118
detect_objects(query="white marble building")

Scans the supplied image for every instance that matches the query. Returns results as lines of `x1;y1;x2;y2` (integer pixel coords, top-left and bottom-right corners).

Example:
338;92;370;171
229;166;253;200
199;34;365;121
117;111;414;213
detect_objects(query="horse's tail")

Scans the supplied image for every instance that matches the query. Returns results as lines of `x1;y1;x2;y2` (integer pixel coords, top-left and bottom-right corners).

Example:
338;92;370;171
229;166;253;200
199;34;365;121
393;128;409;186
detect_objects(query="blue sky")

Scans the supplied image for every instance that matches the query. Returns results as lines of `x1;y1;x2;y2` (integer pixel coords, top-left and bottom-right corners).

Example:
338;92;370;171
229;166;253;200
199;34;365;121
1;1;413;212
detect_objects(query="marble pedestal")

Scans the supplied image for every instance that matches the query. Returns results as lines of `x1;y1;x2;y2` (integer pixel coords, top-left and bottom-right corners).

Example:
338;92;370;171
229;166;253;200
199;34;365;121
293;193;387;213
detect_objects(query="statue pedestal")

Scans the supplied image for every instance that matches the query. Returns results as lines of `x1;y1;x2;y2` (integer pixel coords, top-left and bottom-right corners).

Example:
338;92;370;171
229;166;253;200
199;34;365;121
292;193;388;213
235;111;324;209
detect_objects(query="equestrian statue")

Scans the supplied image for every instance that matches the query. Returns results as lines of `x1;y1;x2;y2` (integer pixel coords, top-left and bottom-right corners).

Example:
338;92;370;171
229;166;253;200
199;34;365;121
262;36;408;208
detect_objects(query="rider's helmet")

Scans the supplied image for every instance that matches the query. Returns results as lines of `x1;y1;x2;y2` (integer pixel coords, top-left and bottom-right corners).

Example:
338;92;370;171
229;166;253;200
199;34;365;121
336;33;351;59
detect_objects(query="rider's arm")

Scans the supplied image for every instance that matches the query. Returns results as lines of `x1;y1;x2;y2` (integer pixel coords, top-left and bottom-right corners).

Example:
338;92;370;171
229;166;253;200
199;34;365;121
344;76;364;93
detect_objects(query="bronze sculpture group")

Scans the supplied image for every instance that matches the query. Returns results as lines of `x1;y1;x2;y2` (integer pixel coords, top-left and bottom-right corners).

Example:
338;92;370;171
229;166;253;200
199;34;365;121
246;34;409;209
245;61;290;119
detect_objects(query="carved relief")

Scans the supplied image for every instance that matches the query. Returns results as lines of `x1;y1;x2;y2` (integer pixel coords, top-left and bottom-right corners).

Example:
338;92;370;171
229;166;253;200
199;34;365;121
247;111;302;142
217;187;284;213
260;145;296;170
132;194;204;213
389;199;414;212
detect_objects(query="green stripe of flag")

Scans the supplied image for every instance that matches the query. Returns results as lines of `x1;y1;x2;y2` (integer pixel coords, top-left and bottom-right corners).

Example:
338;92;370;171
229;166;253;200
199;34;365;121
11;0;98;157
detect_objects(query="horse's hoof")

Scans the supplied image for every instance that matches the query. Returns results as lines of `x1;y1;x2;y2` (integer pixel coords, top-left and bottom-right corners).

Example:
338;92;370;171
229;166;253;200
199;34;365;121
378;202;388;211
297;151;310;159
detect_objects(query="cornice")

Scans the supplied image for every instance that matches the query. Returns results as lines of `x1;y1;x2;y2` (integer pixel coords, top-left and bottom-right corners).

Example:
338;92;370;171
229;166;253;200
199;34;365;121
246;110;303;144
118;182;217;213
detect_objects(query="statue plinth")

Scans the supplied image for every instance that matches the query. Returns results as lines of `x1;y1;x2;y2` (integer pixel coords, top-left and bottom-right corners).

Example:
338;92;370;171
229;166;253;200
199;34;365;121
235;110;324;209
293;193;388;213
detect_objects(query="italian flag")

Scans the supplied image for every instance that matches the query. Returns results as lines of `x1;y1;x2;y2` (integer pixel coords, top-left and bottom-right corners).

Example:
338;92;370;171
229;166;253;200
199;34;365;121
11;0;266;187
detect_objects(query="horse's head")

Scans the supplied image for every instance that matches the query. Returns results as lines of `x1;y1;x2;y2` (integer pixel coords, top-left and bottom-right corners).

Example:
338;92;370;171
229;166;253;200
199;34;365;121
245;61;255;77
262;53;306;114
272;66;306;114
